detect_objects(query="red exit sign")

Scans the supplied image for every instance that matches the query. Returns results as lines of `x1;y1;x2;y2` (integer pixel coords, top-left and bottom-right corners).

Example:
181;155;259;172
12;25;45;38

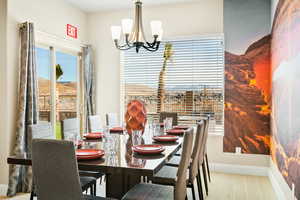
67;24;78;39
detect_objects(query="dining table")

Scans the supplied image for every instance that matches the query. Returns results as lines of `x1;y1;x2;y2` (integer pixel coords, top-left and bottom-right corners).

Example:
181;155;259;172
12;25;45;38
7;128;185;199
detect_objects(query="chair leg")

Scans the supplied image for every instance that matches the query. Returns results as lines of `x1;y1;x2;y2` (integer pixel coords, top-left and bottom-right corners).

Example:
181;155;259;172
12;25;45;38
202;162;209;195
30;181;35;200
30;191;34;200
191;183;196;200
205;153;211;182
94;183;97;195
197;173;204;200
90;186;93;195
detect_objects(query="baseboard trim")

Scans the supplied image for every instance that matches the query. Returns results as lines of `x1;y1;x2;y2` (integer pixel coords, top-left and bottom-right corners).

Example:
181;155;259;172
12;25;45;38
209;163;269;176
268;160;292;200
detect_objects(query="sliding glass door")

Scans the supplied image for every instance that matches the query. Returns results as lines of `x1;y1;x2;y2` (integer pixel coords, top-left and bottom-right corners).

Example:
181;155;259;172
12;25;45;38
36;46;81;139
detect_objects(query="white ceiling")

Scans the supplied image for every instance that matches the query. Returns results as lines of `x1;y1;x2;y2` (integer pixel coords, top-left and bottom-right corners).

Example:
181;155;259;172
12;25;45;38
65;0;198;13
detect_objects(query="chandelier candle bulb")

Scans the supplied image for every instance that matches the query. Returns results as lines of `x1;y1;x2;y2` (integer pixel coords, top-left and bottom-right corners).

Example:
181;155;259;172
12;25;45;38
122;19;133;34
151;21;162;36
111;26;122;40
158;29;163;41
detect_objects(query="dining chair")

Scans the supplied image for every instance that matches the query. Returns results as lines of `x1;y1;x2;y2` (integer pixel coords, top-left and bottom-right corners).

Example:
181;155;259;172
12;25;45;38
29;122;55;139
151;122;205;200
159;112;178;126
175;115;212;183
61;118;80;140
31;139;111;200
89;115;103;132
122;129;194;200
62;118;105;188
167;118;210;197
203;116;211;183
106;113;119;127
28;123;55;200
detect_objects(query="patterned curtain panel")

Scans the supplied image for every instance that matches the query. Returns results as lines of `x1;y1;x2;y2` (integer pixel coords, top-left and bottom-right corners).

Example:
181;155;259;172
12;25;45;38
7;22;38;196
83;45;96;132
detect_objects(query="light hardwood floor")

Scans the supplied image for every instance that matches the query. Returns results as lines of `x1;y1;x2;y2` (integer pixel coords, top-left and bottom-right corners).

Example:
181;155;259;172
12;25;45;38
0;172;277;200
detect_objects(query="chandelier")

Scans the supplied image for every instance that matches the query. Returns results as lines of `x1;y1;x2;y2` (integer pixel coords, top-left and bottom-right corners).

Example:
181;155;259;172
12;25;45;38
111;0;163;53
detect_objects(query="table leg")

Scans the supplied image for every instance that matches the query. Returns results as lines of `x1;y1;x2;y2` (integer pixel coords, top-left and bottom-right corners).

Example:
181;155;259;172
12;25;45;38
106;170;141;199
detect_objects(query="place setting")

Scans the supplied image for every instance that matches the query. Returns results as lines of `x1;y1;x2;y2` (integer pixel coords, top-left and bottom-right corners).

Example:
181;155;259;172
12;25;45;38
76;149;105;160
130;129;166;156
83;132;105;140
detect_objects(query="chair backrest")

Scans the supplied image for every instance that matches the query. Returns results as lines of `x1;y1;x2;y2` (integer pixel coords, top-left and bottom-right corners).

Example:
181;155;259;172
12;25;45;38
174;128;194;200
199;117;209;164
31;139;83;200
29;122;54;139
61;118;79;140
106;113;119;127
89;115;103;132
189;120;205;182
159;112;178;126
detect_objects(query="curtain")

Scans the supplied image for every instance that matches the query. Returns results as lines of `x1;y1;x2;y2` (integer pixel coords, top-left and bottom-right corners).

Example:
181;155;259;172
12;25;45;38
83;45;96;132
7;22;38;196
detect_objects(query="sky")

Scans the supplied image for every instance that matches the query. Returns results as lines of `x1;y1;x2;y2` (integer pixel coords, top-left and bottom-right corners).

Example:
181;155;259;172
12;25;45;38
224;0;271;54
36;47;77;82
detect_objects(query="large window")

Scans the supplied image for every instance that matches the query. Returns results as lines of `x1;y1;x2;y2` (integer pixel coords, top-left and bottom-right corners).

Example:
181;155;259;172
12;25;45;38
36;46;81;139
121;35;224;135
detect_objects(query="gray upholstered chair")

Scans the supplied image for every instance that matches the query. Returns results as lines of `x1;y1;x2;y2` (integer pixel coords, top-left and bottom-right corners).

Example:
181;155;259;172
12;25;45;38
31;139;110;200
203;116;211;183
122;128;194;200
151;122;205;200
159;112;178;126
61;118;80;140
61;118;105;186
29;122;55;139
89;115;103;132
166;119;209;199
28;123;55;200
106;113;119;127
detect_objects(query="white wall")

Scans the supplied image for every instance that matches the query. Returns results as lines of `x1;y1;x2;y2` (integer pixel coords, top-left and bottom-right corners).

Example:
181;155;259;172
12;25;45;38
87;0;271;167
87;0;224;120
0;0;88;184
0;0;8;185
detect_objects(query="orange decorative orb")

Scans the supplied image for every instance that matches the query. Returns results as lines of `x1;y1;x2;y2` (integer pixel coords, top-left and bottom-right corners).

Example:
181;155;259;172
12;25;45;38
125;100;147;134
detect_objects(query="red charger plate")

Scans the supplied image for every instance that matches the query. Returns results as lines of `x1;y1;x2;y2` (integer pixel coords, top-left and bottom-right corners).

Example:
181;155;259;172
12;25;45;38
110;127;124;133
83;132;104;139
153;135;179;142
76;149;105;160
166;129;185;135
173;125;189;130
132;145;165;155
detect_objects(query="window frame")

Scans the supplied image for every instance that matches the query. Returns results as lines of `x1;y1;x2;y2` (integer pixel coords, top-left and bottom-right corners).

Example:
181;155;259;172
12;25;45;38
120;33;225;136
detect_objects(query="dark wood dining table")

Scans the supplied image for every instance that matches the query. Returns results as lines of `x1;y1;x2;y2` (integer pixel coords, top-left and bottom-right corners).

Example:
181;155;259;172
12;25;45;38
7;131;184;199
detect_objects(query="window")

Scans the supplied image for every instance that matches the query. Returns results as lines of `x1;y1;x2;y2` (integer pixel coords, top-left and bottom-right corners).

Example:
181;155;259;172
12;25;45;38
36;46;81;139
121;35;224;135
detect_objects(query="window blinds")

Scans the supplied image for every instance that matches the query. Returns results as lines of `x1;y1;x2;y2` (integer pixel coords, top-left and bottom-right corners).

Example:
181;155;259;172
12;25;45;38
121;35;224;134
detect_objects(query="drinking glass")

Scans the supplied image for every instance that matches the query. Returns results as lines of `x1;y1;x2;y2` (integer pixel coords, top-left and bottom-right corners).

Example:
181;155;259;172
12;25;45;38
152;122;161;137
164;117;173;131
66;132;79;149
132;130;142;146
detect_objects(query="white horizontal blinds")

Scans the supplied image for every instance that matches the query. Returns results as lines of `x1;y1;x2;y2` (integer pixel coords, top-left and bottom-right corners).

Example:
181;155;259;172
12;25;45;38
122;35;224;134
